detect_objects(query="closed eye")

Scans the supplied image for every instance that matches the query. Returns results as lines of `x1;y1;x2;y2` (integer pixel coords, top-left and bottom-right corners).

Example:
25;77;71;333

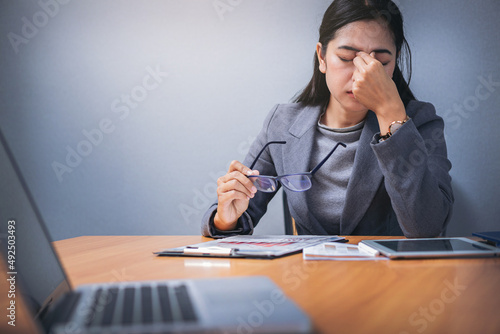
374;55;391;66
339;57;354;63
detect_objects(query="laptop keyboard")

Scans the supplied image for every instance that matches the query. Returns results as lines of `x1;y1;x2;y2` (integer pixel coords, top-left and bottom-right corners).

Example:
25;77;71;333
101;287;119;326
71;283;198;328
174;285;198;322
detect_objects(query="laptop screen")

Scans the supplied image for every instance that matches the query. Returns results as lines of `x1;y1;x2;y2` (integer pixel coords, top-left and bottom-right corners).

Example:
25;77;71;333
0;131;71;316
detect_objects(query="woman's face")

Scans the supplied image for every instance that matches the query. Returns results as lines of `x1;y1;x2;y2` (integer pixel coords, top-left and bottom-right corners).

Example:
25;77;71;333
317;19;397;114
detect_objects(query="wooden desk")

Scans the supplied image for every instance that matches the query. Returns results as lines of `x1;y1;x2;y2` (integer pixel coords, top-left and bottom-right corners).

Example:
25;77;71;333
50;235;500;334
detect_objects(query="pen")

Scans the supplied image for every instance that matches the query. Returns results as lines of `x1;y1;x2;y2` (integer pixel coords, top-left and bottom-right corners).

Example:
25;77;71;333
357;242;380;256
184;246;236;256
324;243;358;249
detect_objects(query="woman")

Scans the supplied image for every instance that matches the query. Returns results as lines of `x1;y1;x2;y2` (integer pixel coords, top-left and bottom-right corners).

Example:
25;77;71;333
201;0;453;237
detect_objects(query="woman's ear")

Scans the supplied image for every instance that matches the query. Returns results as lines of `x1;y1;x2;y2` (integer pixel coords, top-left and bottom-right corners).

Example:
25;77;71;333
316;42;327;74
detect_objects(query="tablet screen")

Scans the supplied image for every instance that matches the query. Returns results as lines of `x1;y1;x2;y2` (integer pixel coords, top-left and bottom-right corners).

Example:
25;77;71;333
375;239;492;252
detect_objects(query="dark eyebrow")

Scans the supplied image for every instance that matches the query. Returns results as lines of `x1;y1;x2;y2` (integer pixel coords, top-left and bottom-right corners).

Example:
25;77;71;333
338;45;392;55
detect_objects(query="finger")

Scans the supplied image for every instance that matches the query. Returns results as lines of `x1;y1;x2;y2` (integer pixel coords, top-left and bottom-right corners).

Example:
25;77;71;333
360;52;384;70
356;51;376;63
352;55;366;70
218;179;256;199
218;190;250;210
226;172;258;195
228;160;254;176
355;52;381;71
219;191;250;203
218;171;257;195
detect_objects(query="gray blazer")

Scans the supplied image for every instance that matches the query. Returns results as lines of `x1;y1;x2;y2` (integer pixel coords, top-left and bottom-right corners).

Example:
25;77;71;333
202;101;454;238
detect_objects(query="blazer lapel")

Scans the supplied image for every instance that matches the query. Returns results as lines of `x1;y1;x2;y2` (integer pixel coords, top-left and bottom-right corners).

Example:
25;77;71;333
340;111;384;235
281;105;323;176
279;105;322;215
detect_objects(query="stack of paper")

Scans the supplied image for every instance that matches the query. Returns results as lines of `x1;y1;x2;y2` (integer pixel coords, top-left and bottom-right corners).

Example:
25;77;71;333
303;242;388;261
155;235;346;259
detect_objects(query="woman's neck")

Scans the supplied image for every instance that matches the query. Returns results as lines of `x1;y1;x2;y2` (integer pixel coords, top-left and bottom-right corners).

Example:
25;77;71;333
321;102;368;129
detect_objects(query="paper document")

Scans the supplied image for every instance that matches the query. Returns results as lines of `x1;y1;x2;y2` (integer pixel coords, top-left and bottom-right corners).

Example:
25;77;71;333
303;242;388;261
155;235;346;259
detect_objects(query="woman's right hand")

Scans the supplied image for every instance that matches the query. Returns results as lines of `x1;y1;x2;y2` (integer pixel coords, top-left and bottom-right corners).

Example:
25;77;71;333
214;160;259;231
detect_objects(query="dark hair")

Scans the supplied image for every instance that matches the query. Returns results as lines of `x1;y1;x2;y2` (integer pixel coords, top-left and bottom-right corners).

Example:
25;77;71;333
294;0;415;107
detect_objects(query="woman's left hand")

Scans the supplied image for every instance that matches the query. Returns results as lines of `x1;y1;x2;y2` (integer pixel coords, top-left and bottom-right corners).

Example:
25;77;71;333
352;51;406;134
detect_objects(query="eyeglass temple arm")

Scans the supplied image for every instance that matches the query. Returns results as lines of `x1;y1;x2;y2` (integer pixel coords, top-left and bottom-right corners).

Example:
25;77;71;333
249;141;287;170
310;142;347;175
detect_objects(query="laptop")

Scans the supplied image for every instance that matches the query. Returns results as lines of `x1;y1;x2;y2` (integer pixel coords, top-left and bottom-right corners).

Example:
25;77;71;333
0;130;312;334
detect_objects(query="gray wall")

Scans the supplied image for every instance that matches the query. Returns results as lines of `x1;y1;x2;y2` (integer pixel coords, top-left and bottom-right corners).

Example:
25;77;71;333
0;0;498;241
401;0;500;236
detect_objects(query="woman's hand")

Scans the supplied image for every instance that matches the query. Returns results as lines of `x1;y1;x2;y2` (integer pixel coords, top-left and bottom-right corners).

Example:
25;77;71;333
352;52;406;135
214;160;258;231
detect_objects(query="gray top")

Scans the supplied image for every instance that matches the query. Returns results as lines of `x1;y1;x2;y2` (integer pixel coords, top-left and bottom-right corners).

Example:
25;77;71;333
307;118;364;234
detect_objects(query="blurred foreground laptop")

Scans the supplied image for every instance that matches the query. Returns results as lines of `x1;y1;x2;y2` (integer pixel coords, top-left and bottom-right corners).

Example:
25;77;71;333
0;130;311;334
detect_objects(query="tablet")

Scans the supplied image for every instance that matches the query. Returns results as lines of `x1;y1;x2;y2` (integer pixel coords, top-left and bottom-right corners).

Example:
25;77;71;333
359;237;500;259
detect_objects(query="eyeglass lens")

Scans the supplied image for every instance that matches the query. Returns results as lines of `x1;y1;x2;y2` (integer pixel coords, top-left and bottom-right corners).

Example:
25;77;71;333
280;175;312;192
249;176;278;193
249;174;312;193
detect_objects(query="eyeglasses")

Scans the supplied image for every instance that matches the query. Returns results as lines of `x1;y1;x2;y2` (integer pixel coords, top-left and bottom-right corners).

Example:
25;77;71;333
248;141;346;193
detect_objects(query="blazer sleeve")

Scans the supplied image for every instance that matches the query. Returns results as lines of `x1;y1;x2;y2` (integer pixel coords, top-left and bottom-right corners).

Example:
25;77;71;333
370;101;454;237
201;105;282;237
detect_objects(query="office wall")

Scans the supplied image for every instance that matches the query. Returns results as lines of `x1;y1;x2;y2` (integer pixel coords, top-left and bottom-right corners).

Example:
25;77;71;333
0;0;330;240
400;0;500;236
0;0;498;241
